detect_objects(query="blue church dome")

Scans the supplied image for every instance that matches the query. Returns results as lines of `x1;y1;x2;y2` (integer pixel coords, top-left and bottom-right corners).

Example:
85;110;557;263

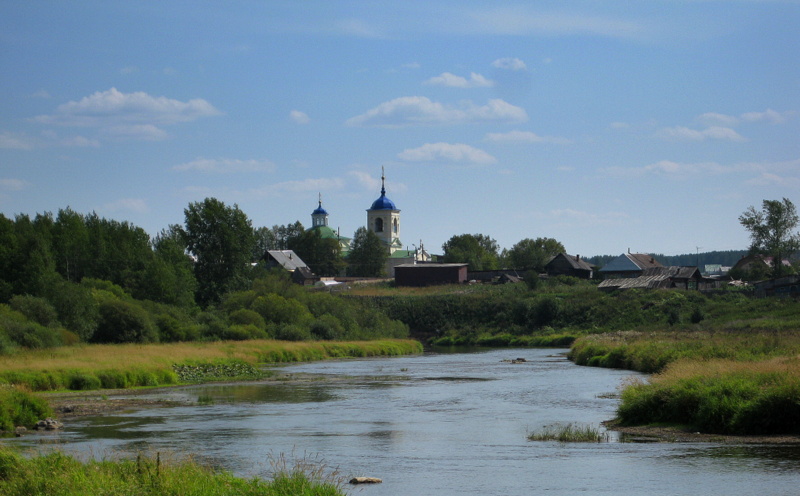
312;205;328;216
370;193;396;210
369;169;397;210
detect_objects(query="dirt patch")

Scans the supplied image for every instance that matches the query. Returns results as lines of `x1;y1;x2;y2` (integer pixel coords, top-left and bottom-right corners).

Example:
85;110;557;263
604;421;800;444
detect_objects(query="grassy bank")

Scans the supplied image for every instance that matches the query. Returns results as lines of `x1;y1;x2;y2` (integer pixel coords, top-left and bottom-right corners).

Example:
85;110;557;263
617;357;800;434
0;448;344;496
570;330;800;435
569;330;800;374
0;339;423;392
0;387;52;432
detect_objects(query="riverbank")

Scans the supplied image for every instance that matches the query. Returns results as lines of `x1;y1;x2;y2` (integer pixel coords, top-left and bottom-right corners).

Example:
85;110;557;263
0;339;423;393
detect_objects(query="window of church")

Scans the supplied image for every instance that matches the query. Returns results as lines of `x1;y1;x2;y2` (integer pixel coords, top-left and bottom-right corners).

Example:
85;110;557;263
393;218;398;233
375;218;383;232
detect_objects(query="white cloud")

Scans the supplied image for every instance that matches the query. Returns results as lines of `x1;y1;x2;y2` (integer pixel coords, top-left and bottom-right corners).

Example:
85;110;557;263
32;88;221;141
600;159;754;179
102;198;149;214
485;130;570;144
290;110;310;124
696;108;793;127
349;170;382;191
398;142;497;165
696;112;739;127
491;57;527;71
0;178;26;191
345;96;527;127
0;132;34;150
657;125;746;142
746;172;800;188
741;108;791;124
119;66;139;75
424;72;494;88
174;157;277;173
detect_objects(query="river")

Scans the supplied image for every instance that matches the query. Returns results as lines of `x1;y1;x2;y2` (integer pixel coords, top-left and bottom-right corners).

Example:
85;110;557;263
7;348;800;495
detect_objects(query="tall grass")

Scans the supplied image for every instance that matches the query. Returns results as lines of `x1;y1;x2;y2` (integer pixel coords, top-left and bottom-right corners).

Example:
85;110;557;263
0;386;53;432
0;339;423;392
527;423;609;442
0;448;345;496
569;330;800;374
617;357;800;434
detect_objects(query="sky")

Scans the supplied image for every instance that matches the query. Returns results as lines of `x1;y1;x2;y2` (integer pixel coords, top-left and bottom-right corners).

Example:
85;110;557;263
1;1;799;258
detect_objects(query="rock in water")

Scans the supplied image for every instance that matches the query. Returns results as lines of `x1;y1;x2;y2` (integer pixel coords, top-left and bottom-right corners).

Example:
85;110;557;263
350;476;382;484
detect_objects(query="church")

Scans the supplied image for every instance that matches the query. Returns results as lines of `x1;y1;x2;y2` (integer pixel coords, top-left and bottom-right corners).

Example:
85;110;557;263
307;169;431;276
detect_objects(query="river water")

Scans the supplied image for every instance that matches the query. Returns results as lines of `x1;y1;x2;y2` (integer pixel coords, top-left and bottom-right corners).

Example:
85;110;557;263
7;348;800;495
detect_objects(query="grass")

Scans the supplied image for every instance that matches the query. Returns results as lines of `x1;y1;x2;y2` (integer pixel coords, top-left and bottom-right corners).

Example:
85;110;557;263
0;386;53;432
616;356;800;435
527;423;609;443
0;339;423;392
0;448;346;496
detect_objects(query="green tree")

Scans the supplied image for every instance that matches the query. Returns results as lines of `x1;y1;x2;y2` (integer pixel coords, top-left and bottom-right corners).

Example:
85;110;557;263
442;233;499;271
739;198;800;277
52;208;89;282
272;221;305;250
252;226;278;261
347;227;387;277
288;229;344;276
505;237;565;271
182;198;255;307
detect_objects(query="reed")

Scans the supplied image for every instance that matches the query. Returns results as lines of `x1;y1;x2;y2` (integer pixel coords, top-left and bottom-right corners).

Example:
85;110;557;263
0;448;345;496
0;386;53;432
527;423;609;442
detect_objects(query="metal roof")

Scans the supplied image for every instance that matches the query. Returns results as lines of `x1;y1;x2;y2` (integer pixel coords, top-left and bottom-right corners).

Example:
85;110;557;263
265;250;309;271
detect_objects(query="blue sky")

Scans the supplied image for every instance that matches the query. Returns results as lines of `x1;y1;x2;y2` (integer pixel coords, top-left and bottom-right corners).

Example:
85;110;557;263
2;1;799;257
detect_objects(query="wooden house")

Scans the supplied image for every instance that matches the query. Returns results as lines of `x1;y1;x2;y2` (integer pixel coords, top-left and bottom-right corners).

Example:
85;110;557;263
598;252;662;279
545;253;594;279
394;263;468;287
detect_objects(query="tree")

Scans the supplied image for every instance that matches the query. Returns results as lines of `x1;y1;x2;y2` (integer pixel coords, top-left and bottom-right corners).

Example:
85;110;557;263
505;237;565;272
347;227;388;277
288;228;344;276
182;198;255;307
272;221;305;250
442;233;499;271
252;226;277;262
739;198;800;277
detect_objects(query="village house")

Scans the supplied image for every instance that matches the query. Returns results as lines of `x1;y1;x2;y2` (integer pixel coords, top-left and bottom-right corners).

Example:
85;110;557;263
545;253;594;279
597;266;707;291
598;251;663;279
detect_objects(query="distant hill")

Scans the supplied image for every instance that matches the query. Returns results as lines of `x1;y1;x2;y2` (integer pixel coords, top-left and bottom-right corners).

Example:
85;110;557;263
585;250;748;270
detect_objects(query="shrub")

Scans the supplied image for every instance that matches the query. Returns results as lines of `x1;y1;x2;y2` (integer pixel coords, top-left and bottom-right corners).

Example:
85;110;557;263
228;308;266;330
8;295;58;327
92;299;157;344
310;315;345;340
274;324;311;341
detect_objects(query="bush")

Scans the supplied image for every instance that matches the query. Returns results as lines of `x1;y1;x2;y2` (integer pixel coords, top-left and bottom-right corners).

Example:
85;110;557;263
8;295;58;327
92;300;157;344
274;323;311;341
309;315;345;340
228;308;266;330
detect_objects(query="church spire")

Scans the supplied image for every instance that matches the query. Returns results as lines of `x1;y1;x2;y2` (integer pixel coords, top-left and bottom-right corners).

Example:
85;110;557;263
381;166;386;196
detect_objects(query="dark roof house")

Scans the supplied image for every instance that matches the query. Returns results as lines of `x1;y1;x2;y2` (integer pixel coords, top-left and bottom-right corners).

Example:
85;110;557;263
545;253;594;279
262;250;317;284
598;252;662;279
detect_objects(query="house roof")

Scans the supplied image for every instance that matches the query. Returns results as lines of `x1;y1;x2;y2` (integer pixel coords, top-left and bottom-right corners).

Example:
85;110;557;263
599;252;662;272
546;253;594;271
598;266;701;290
264;250;309;271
